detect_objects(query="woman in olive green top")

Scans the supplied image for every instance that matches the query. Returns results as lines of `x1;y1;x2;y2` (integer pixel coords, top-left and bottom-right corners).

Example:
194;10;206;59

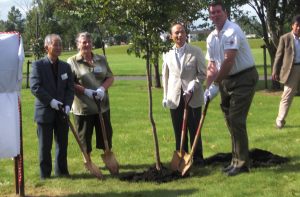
67;32;114;166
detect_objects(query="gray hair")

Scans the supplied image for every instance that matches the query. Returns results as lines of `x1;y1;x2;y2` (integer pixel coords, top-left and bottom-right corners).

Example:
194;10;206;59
44;34;61;47
76;32;92;44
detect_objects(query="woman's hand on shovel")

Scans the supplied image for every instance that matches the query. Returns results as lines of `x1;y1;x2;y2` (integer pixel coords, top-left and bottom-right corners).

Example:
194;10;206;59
96;86;105;100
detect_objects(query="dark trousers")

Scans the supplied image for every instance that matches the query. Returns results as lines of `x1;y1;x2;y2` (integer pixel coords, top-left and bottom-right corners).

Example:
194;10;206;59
170;94;203;160
73;110;113;153
37;114;69;178
220;67;258;168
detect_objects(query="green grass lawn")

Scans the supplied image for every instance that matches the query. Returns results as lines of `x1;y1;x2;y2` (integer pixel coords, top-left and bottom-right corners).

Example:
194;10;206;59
1;80;300;196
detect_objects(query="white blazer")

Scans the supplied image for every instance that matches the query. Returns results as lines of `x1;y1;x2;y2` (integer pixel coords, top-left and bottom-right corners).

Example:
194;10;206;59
162;44;206;109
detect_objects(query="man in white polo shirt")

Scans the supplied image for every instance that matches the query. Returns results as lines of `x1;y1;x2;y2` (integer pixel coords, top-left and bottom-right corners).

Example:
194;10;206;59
204;1;258;176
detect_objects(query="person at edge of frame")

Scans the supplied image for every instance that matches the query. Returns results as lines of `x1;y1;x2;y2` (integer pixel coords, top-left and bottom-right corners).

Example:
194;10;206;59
272;15;300;129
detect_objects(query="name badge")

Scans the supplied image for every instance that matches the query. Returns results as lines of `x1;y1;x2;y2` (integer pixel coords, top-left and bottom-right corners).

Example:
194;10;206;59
94;66;102;73
61;73;68;80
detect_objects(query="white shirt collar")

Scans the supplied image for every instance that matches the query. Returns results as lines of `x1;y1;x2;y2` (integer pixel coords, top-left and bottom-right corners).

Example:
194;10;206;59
292;32;300;40
212;19;230;36
173;43;186;54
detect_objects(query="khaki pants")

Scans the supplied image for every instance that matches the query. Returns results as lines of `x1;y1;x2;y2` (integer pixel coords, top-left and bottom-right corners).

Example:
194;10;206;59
220;67;258;168
277;66;300;122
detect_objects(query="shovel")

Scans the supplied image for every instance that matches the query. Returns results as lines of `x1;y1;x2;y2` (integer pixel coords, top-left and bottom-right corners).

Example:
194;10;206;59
59;107;103;179
170;92;193;171
178;97;210;176
93;95;119;175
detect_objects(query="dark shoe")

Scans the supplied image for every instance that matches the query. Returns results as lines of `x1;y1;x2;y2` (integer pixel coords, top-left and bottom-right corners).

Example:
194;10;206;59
222;164;234;173
193;158;205;167
40;175;50;180
276;119;285;129
227;166;249;176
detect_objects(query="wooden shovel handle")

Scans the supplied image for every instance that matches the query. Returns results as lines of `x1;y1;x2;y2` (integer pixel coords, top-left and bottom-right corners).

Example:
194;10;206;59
93;95;110;151
58;106;91;162
179;93;193;154
189;96;210;157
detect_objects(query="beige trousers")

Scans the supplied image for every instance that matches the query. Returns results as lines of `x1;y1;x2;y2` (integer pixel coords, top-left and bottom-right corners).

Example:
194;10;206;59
277;66;300;122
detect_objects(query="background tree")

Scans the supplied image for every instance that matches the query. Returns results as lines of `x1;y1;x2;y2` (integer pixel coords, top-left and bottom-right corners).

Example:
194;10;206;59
0;20;5;31
5;6;25;33
57;0;124;51
246;0;299;89
235;15;263;38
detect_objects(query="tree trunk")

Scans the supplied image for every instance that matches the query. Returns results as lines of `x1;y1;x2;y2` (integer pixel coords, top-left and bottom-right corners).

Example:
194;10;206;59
144;23;161;171
250;0;281;90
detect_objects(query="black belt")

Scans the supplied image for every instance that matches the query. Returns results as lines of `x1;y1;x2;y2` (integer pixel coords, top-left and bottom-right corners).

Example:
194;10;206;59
294;62;300;65
228;66;255;78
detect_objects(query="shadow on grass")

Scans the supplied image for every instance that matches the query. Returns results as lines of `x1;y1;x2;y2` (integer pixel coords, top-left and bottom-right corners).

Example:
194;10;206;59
63;188;198;197
271;156;300;173
277;124;300;129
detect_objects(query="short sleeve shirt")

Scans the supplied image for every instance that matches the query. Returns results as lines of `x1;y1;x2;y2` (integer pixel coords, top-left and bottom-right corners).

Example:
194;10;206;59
206;20;255;75
67;53;113;115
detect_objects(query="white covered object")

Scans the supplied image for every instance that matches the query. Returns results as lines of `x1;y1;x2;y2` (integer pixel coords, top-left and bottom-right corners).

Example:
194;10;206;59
0;93;20;158
0;32;24;158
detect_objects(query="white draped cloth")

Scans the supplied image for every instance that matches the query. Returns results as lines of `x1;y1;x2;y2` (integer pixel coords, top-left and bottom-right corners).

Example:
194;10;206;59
0;32;24;158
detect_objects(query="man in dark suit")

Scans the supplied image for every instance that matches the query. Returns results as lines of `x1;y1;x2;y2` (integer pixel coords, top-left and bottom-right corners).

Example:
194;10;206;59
30;34;74;179
272;15;300;129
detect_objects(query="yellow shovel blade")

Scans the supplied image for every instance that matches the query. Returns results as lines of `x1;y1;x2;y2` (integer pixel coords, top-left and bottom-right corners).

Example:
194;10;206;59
177;154;193;176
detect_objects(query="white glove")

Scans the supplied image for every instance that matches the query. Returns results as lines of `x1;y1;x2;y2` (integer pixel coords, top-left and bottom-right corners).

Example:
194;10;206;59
50;99;63;110
162;98;168;108
84;88;96;99
204;83;219;103
64;105;70;115
186;80;195;94
96;86;105;100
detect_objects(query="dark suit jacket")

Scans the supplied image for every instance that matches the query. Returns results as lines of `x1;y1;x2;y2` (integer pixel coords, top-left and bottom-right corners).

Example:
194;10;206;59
273;32;296;84
30;56;74;123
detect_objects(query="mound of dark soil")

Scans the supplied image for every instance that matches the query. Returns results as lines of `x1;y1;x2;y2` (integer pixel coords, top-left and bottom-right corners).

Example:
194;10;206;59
120;148;289;183
120;165;186;183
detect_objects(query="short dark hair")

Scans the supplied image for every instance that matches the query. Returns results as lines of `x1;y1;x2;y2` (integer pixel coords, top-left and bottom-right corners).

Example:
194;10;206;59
209;1;226;11
170;22;186;34
292;15;300;24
